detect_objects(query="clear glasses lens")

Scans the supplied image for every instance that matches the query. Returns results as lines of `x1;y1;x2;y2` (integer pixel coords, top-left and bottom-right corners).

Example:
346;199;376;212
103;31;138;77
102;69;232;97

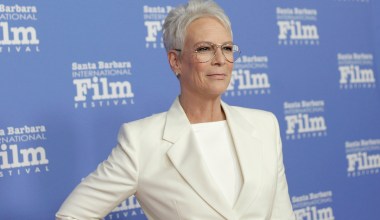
195;43;240;63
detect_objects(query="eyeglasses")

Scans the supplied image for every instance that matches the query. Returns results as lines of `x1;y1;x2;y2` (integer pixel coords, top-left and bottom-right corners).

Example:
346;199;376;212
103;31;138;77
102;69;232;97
175;42;241;63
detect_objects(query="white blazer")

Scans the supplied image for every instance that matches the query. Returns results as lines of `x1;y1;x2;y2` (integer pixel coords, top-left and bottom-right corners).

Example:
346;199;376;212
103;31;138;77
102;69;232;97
56;98;295;220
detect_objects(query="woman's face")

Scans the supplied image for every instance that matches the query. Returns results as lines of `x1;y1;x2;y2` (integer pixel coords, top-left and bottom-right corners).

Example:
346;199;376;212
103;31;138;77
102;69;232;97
178;17;233;99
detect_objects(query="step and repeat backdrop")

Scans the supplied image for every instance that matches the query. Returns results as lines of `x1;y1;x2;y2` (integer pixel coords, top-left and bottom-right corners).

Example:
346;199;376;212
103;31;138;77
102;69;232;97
1;0;379;219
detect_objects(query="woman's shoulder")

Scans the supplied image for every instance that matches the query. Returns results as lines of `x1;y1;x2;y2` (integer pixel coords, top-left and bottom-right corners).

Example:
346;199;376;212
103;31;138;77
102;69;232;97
228;105;277;120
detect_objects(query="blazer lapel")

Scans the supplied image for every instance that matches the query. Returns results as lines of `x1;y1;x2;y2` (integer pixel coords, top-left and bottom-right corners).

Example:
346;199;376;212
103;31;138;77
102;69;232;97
164;98;235;220
221;102;264;214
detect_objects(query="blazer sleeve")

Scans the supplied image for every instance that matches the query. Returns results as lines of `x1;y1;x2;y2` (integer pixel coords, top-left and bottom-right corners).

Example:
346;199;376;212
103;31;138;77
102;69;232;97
56;124;138;220
270;114;296;220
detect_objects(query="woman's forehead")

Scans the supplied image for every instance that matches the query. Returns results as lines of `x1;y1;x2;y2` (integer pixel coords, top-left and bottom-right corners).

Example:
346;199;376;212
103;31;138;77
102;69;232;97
184;17;232;45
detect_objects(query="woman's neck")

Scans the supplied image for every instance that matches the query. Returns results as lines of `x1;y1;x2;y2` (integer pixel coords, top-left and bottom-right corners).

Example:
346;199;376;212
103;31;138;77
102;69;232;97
179;93;226;124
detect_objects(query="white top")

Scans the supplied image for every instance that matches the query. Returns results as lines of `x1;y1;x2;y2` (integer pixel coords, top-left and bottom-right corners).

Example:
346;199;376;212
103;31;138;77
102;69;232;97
192;120;242;207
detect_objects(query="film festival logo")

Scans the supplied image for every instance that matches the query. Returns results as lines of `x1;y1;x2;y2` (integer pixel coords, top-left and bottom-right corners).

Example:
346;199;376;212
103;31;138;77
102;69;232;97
72;60;135;109
0;125;50;178
0;4;40;53
104;196;144;220
276;7;319;46
292;190;335;220
345;138;380;178
337;53;376;90
143;5;173;49
225;55;271;97
283;100;327;140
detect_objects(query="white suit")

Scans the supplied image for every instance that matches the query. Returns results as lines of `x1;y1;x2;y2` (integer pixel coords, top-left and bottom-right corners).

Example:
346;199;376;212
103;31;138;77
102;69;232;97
56;98;295;220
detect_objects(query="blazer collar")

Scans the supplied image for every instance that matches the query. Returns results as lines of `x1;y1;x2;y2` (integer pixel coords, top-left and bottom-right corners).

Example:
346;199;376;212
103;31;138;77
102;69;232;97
221;102;264;214
162;97;190;144
164;98;263;218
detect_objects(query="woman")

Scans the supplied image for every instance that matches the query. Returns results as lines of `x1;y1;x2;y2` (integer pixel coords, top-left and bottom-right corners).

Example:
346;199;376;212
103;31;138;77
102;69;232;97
56;0;295;219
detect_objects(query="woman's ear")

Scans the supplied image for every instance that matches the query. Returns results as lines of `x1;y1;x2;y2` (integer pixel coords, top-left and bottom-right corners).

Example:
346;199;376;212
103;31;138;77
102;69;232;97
168;50;181;76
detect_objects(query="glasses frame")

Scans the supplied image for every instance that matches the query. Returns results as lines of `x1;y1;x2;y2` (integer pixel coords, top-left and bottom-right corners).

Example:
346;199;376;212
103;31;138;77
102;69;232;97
174;42;241;63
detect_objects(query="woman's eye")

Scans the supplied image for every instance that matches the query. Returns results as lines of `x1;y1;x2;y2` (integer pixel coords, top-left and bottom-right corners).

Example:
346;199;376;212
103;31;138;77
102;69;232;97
223;46;233;52
196;46;211;52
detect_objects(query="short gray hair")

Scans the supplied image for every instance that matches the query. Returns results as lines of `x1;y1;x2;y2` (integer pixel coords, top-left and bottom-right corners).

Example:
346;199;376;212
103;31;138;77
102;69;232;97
163;0;232;53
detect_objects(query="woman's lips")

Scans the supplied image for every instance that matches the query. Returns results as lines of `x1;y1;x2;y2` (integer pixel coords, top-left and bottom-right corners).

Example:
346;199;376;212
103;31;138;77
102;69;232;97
206;73;227;80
